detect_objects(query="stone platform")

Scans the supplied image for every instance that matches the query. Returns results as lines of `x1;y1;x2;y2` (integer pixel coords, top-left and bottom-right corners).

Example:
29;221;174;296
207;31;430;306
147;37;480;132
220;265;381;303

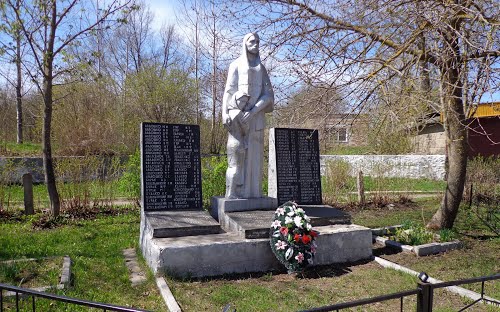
140;223;372;278
210;196;277;220
141;210;221;238
225;206;351;239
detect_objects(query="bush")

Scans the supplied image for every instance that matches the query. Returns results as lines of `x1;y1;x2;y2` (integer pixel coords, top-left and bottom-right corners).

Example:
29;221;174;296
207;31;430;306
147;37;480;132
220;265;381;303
466;156;500;197
118;150;141;200
201;156;227;208
322;159;356;204
56;155;123;210
0;159;15;211
393;220;434;245
438;228;457;242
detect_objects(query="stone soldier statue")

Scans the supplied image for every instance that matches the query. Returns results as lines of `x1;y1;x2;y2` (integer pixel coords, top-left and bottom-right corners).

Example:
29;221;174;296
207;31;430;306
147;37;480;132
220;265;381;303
222;33;274;198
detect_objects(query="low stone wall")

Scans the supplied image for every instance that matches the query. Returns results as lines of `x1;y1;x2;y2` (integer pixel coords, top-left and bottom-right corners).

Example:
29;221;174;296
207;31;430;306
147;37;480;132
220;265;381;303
1;154;446;184
320;155;446;180
0;157;45;183
0;156;127;184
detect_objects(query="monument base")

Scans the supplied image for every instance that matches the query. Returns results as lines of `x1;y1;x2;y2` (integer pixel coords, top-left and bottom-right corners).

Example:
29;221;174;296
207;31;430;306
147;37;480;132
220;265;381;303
142;224;372;278
210;196;277;222
224;205;351;239
140;210;221;239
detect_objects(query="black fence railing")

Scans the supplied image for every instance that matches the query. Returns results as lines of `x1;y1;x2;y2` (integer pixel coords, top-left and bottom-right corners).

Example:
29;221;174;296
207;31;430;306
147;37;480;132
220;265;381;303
0;283;151;312
299;273;500;312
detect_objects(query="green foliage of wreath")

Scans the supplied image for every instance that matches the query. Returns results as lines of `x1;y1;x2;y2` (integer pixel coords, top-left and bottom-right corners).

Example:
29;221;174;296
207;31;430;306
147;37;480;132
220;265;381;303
269;201;319;273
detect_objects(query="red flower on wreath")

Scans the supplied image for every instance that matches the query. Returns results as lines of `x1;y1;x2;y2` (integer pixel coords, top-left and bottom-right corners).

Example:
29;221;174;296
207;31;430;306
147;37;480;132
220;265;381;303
294;233;301;243
280;226;289;236
302;235;311;244
310;230;319;238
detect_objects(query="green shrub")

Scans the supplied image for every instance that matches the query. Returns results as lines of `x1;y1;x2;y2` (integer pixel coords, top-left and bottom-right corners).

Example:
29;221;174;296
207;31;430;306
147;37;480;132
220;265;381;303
438;228;457;242
322;159;356;204
466;156;500;197
0;159;15;211
201;156;227;208
118;149;141;200
393;221;434;245
56;155;123;210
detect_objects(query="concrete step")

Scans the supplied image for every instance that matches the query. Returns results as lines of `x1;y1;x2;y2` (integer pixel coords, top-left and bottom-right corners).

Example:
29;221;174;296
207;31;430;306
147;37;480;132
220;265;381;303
142;210;221;238
140;224;372;278
223;205;351;239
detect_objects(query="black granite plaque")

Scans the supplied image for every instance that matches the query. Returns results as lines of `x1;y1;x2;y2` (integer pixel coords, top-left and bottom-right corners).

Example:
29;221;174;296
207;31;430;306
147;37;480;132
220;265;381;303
141;123;202;211
274;128;322;205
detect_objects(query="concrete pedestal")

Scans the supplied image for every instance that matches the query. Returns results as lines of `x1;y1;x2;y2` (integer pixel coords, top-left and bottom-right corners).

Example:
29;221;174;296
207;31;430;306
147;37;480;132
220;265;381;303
211;196;277;232
141;224;372;278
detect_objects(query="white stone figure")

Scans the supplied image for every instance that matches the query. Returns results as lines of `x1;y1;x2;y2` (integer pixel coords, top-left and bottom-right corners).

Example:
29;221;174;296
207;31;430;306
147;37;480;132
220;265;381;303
222;33;274;199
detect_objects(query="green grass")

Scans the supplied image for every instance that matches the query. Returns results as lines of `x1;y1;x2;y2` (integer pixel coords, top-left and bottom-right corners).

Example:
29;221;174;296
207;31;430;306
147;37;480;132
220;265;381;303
353;198;499;301
0;180;135;210
0;197;498;311
168;263;424;311
0;257;62;288
363;176;446;192
167;197;498;311
0;141;41;156
0;210;164;311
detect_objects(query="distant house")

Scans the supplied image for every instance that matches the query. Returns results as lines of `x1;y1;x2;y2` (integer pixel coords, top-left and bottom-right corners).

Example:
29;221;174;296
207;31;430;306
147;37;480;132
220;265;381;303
275;112;369;152
301;113;369;151
413;102;500;157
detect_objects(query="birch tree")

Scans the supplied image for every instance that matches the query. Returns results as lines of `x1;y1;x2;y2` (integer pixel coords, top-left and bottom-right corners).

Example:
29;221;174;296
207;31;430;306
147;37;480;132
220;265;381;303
5;0;134;216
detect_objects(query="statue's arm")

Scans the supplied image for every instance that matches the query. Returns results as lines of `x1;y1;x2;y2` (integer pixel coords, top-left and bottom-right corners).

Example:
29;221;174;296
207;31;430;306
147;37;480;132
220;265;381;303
222;63;239;125
242;67;274;123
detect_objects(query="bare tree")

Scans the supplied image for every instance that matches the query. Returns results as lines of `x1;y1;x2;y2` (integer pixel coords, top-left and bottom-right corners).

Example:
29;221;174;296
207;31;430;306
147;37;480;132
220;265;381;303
0;0;27;144
223;0;500;229
6;0;133;216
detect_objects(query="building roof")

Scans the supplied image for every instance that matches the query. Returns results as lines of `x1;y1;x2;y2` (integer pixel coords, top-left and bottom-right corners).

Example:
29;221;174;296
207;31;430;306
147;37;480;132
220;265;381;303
468;102;500;118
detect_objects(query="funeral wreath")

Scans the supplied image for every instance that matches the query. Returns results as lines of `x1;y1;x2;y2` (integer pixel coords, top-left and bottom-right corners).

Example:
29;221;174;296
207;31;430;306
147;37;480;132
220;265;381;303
270;201;319;273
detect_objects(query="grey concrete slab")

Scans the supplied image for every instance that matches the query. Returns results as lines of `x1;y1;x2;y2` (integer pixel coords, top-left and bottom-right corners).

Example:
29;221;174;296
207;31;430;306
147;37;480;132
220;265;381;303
224;205;351;239
210;196;277;221
300;205;351;225
144;210;221;238
141;224;372;278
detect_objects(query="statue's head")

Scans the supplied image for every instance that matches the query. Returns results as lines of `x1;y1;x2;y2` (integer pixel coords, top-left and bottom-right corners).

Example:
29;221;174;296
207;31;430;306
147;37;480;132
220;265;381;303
243;32;260;56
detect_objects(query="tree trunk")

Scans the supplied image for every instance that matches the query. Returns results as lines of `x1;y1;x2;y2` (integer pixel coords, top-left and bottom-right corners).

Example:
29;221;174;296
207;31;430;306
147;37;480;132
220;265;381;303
42;76;60;217
15;0;23;144
427;54;467;230
42;1;60;217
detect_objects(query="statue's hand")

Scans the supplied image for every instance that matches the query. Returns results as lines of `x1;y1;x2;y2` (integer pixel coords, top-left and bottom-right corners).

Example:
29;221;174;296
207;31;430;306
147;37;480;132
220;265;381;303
223;116;232;129
241;111;253;124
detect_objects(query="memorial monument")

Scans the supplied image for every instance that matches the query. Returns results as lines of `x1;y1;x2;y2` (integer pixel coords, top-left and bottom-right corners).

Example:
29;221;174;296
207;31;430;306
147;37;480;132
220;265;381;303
222;32;274;199
138;34;372;279
211;32;277;224
268;128;322;205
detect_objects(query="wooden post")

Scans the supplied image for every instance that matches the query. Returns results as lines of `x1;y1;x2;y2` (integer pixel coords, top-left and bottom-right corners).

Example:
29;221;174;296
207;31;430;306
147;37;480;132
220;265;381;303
357;170;365;205
23;173;34;215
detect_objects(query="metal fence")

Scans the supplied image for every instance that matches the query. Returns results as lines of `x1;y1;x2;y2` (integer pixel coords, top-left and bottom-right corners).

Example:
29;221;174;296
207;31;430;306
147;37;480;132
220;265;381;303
299;273;500;312
0;283;151;312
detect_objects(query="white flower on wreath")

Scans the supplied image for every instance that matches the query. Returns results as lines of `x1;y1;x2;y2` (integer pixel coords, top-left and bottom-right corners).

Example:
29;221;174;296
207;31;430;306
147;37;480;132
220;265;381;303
275;240;288;250
287;209;295;217
271;220;282;229
275;207;285;216
295;252;304;263
294;216;303;228
296;208;304;214
285;216;294;224
305;223;312;231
